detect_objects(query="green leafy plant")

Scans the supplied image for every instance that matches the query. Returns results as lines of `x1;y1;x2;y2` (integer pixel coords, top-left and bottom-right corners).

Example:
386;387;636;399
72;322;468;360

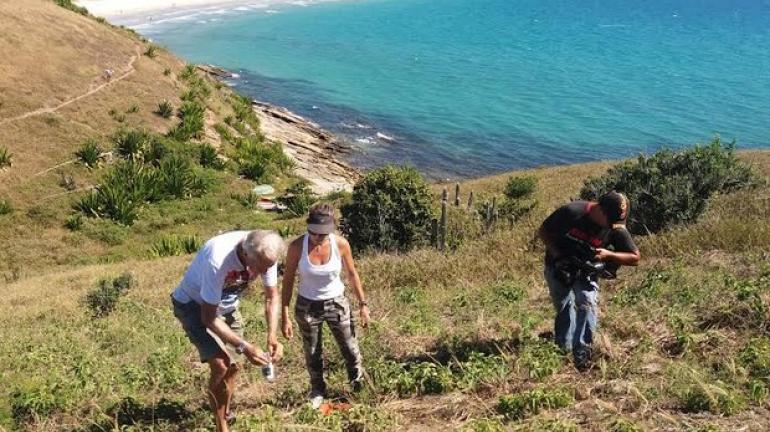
168;101;205;141
84;272;136;318
64;214;84;231
179;64;197;81
233;138;292;183
126;104;140;114
198;143;224;169
150;234;202;257
496;388;573;421
74;139;103;168
341;166;434;253
0;198;13;216
504;175;537;200
517;340;563;380
678;381;744;415
163;67;172;76
277;181;317;217
54;0;88;15
234;191;261;210
114;128;151;161
144;44;159;59
0;145;13;168
581;137;761;234
156;155;209;199
156;100;174;119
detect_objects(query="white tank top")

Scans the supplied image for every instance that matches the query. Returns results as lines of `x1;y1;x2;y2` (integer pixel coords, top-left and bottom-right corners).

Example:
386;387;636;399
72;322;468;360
298;233;345;300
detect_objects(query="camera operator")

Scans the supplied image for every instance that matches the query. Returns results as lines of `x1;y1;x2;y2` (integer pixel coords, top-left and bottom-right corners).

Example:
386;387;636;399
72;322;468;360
537;191;641;371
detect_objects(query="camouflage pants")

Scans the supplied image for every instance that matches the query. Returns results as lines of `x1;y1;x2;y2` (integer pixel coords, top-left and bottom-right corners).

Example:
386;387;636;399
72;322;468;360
295;295;363;395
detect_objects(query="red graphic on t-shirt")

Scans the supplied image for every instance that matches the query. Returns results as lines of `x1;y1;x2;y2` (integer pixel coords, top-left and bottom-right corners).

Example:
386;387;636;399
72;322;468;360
567;228;603;248
223;268;256;293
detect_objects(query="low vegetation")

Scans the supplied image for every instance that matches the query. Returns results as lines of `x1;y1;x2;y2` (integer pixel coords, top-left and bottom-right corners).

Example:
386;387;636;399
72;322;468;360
74;139;103;168
581;137;761;234
341;165;435;252
0;145;12;168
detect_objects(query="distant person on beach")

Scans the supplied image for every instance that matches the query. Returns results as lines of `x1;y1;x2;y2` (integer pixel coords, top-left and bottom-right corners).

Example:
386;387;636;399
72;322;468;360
171;230;285;432
538;192;640;371
281;203;370;409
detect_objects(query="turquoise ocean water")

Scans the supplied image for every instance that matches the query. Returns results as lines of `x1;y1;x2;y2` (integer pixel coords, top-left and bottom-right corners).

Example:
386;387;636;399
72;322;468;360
135;0;770;178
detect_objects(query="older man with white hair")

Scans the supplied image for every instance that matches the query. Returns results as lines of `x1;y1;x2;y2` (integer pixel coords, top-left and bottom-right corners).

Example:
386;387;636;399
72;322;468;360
171;229;285;432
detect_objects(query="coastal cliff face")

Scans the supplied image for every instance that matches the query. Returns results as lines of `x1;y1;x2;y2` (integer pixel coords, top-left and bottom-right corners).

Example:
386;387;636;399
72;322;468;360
196;64;361;194
252;101;361;194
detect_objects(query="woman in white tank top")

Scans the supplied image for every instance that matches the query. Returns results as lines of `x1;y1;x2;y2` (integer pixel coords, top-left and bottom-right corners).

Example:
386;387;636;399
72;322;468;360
281;203;370;407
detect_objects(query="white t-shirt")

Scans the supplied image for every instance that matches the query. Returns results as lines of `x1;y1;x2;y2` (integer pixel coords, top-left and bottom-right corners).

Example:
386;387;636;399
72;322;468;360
172;231;277;315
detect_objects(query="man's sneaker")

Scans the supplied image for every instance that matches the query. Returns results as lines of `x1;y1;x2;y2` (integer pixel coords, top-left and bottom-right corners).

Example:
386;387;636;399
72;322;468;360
573;347;592;372
309;391;324;410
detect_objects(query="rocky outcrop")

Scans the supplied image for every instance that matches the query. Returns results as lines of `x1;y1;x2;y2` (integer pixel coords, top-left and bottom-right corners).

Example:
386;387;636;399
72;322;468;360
252;100;361;195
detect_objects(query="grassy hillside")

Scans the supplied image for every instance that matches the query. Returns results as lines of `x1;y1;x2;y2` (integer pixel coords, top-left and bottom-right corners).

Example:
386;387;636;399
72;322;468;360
0;1;310;282
2;2;770;432
2;150;770;431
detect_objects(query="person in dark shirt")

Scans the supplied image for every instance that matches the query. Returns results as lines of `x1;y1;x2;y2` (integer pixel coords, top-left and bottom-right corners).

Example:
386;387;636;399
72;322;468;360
537;191;641;371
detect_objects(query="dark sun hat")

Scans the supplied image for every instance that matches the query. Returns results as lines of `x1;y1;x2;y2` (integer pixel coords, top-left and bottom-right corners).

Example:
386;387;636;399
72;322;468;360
307;212;335;234
598;191;629;223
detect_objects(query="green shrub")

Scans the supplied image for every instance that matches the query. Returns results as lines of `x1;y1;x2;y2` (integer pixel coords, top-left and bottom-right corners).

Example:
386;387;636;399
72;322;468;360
610;419;644;432
231;94;260;132
293;403;397;432
84;272;136;318
74;139;103;168
168;101;205;141
409;362;455;395
234;191;261;210
64;214;84;231
739;338;770;380
517;340;563;380
454;352;509;390
179;64;197;81
371;360;453;396
277;181;317;217
10;381;69;425
0;198;12;216
144;44;159;59
460;419;506;432
198;143;224;169
150;234;202;257
163;67;172;76
341;166;434;253
444;205;485;250
0;145;12;168
74;161;158;225
156;154;210;199
678;381;745;415
581;137;761;234
114;128;151;161
54;0;88;15
126;104;140;114
233;138;292;183
504;175;537;200
156;100;174;119
496;388;573;421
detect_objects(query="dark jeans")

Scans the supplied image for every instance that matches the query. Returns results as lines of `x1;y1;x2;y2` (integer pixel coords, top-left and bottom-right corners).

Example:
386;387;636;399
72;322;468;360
544;264;599;358
295;295;363;395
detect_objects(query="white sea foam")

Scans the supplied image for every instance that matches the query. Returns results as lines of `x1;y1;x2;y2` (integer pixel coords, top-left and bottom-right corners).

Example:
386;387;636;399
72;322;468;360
376;132;394;141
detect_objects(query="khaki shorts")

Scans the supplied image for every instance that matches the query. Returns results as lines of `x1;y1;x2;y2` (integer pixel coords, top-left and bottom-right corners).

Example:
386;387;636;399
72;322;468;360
172;297;243;363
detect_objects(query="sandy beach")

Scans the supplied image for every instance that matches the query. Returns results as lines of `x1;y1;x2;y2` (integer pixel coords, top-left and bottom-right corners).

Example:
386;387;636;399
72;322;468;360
76;0;340;24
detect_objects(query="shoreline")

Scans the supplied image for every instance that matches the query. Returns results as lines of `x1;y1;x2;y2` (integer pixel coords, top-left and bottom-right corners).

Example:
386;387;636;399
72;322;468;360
75;0;342;25
195;65;361;193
